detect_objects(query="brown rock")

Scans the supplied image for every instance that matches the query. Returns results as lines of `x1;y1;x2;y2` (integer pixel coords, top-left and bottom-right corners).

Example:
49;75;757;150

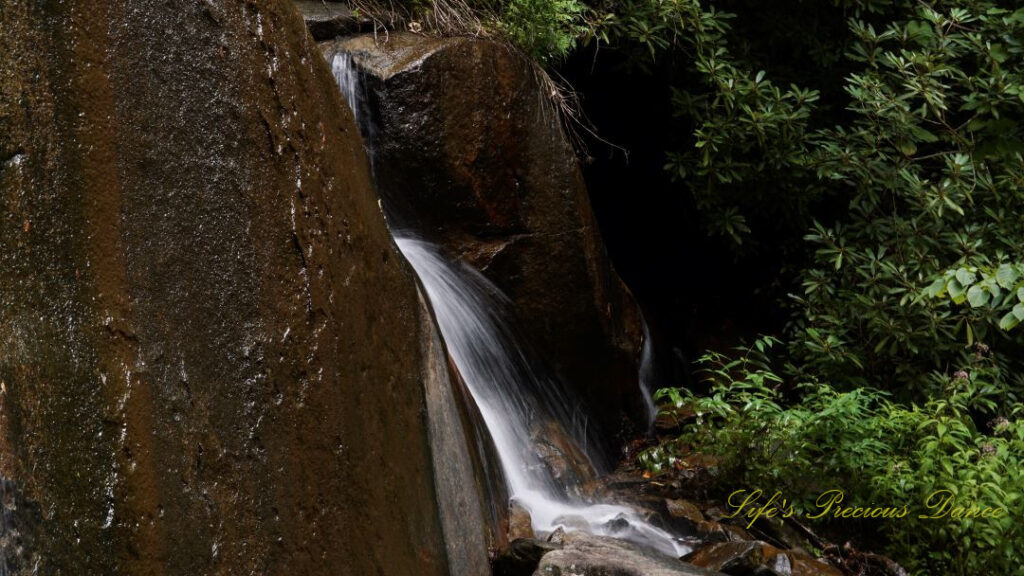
509;501;536;541
684;541;790;575
666;498;706;530
0;1;486;574
494;538;561;576
295;0;371;40
748;517;815;555
697;520;754;543
790;554;846;576
532;420;599;494
685;541;843;576
322;33;646;439
536;531;723;576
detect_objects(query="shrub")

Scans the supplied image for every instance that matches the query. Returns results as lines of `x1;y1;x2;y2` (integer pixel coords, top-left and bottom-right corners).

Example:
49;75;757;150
640;337;1024;575
343;0;599;62
498;0;594;62
600;0;1024;397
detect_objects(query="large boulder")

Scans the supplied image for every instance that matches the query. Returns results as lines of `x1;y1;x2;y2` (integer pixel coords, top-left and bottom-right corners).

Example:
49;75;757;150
0;1;487;574
322;33;646;440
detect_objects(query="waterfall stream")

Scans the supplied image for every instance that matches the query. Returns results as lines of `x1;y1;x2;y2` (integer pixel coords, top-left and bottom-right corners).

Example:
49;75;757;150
330;52;688;559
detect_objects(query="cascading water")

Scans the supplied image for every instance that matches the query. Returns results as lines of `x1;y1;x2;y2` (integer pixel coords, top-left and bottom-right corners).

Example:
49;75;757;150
330;52;362;128
639;320;659;431
331;52;688;559
397;239;687;556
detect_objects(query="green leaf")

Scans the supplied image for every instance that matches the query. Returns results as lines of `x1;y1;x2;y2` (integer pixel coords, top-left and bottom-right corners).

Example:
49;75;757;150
995;264;1018;289
909;124;939;143
948;279;967;304
967;285;990;308
956;268;976;286
999;311;1021;330
1014;303;1024;321
925;277;946;297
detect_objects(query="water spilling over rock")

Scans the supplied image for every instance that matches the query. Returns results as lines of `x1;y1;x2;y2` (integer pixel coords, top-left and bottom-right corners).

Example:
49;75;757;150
327;39;688;559
396;239;689;557
323;33;647;442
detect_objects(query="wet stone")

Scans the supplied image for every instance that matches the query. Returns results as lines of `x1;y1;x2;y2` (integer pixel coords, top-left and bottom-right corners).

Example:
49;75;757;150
493;538;562;576
295;0;370;40
696;520;754;543
509;501;536;541
535;531;724;576
684;541;844;576
666;498;706;531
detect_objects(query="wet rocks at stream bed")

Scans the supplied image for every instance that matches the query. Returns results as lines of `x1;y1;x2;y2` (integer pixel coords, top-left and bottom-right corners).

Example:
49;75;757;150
492;473;907;576
683;541;844;576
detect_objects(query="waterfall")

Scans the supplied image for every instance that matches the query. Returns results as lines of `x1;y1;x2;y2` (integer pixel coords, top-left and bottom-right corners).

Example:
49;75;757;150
330;52;376;162
330;52;362;128
331;52;688;559
639;320;659;431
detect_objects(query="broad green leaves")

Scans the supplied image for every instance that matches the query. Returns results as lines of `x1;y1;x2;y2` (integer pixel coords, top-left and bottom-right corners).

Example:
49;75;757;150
926;262;1024;331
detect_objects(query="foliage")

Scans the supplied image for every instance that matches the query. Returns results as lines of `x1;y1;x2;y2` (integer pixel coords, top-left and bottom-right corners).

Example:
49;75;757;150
787;3;1024;392
596;0;1024;395
613;3;1024;573
498;0;594;62
925;260;1024;330
344;0;599;62
640;338;1024;575
603;0;829;245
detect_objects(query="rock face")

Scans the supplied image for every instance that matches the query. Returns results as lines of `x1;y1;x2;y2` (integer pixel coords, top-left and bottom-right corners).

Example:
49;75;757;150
323;33;645;439
0;1;486;574
418;294;500;573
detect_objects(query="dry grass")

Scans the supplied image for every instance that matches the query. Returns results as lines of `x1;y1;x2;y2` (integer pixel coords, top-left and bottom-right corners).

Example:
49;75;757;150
345;0;492;38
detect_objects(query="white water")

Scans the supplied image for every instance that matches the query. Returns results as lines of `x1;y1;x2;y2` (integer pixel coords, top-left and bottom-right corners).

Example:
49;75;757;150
331;52;688;558
398;239;687;556
330;52;362;128
639;320;659;431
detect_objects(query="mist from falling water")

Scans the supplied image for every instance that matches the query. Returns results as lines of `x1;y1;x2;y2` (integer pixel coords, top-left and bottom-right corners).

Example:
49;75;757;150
330;52;688;558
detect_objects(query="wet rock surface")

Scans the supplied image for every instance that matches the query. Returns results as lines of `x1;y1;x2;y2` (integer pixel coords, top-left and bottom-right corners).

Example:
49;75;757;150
322;33;645;439
509;501;537;541
492;487;865;576
296;0;371;40
683;541;844;576
534;531;722;576
0;1;479;574
494;538;563;576
574;463;909;576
